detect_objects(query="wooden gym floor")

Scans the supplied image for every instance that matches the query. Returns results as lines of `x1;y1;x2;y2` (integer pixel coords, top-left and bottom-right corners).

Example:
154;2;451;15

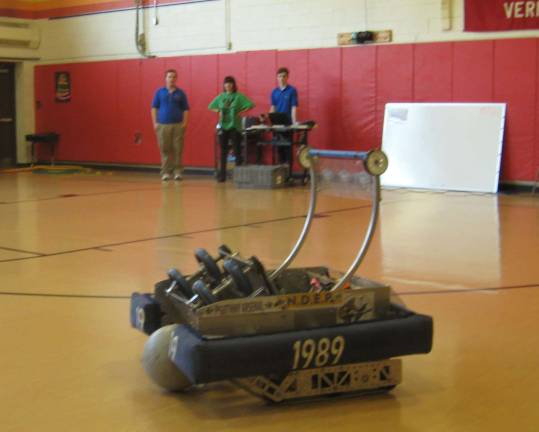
1;170;538;432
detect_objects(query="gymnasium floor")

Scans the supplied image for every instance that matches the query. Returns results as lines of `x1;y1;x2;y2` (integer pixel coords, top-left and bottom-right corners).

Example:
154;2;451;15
1;170;538;432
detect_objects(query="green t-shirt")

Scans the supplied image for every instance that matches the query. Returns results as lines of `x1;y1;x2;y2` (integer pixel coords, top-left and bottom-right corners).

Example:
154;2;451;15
208;92;254;130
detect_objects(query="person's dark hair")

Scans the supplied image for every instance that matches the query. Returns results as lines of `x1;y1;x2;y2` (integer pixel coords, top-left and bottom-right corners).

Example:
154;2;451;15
277;67;289;76
165;69;177;77
223;75;237;93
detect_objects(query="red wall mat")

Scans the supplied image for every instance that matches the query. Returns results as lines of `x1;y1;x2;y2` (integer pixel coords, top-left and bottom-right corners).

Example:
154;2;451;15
97;61;122;163
114;59;142;164
190;54;219;168
341;46;377;151
245;50;277;165
494;39;536;181
80;61;118;162
246;50;276;116
62;62;95;161
307;48;343;150
453;40;494;102
414;42;453;102
376;44;414;141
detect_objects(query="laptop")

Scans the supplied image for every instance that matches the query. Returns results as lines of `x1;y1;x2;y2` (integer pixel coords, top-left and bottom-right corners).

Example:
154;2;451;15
268;112;292;126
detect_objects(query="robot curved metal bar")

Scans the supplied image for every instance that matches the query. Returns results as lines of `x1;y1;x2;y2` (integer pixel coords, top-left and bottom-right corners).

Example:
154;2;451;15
269;161;317;281
271;146;388;291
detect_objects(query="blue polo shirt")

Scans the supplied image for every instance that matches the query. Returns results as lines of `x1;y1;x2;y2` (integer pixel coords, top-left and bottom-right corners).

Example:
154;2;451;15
152;87;189;124
271;85;298;119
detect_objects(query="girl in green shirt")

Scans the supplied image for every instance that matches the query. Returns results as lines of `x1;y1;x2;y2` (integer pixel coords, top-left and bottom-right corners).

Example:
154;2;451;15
209;76;255;182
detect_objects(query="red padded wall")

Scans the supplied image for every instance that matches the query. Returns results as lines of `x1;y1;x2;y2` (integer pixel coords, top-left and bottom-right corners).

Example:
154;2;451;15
494;39;536;181
79;61;118;162
190;55;219;167
35;38;539;181
245;51;277;164
414;42;453;102
307;48;343;150
453;41;494;102
246;50;276;116
114;59;142;164
341;46;377;151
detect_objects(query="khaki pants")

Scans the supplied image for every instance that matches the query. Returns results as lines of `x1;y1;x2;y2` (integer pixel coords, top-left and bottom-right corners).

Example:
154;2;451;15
156;123;185;175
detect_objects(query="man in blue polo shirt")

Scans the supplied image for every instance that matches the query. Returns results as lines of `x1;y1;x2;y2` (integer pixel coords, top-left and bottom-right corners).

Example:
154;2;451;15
270;67;298;164
151;69;189;181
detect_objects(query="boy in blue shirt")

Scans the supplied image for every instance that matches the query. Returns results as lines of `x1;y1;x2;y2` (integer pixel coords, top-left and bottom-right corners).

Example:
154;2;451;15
151;69;189;181
270;67;298;164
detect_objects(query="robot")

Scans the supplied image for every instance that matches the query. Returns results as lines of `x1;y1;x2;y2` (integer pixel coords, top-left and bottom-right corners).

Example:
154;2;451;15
130;147;433;402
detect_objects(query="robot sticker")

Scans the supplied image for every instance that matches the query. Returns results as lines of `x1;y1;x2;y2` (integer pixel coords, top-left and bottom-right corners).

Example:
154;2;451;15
337;294;374;323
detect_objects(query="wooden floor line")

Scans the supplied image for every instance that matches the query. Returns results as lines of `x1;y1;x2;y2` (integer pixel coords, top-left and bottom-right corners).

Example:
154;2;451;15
498;203;539;209
0;175;380;206
0;246;45;256
0;291;130;299
400;283;539;296
0;175;302;206
0;205;371;264
1;283;537;301
0;186;163;205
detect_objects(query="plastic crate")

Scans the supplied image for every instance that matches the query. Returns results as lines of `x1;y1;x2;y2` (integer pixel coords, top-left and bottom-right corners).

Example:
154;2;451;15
233;164;289;189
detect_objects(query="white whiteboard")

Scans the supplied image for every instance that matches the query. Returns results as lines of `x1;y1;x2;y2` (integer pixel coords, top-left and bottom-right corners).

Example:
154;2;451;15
381;103;506;193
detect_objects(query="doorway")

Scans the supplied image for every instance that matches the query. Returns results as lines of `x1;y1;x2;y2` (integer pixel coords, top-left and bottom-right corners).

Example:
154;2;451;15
0;62;16;167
